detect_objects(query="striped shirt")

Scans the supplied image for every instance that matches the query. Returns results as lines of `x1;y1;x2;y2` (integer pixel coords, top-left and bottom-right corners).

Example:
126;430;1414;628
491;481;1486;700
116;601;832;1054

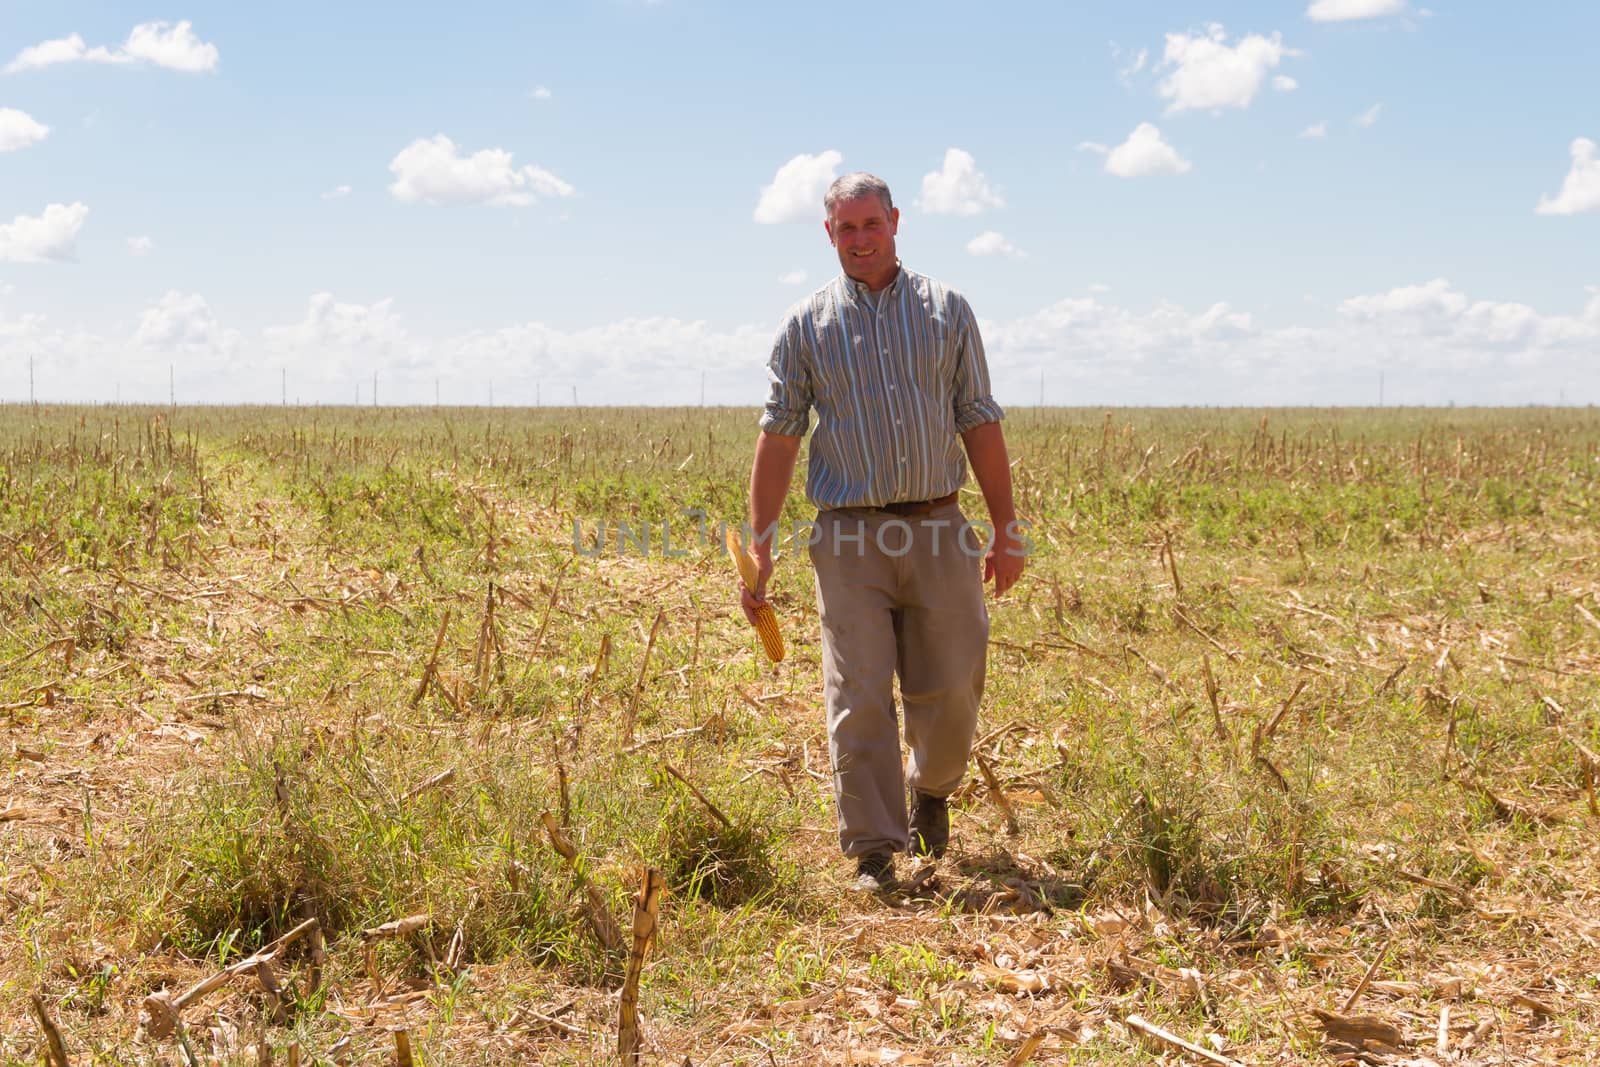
760;265;1004;511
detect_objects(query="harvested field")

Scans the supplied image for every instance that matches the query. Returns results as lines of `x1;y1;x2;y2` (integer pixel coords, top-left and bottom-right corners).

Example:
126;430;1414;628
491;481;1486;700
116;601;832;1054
2;404;1598;1065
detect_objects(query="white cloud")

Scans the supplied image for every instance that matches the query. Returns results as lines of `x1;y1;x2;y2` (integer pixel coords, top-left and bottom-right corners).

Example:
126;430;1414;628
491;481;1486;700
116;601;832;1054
0;203;89;263
1299;121;1328;139
754;150;842;224
1338;278;1466;319
1087;283;1111;294
10;297;753;404
987;297;1260;385
1115;45;1149;85
530;85;552;100
1306;0;1407;22
1158;25;1293;113
1273;75;1298;92
122;21;219;73
1354;103;1383;127
442;316;772;392
134;291;237;354
0;308;105;399
1083;123;1193;177
4;34;121;73
777;269;808;285
1333;278;1586;354
983;280;1600;403
966;230;1025;258
261;294;416;399
5;21;218;74
0;108;49;151
321;184;352;200
266;293;406;364
1535;137;1600;216
127;235;153;257
388;135;575;207
915;148;1004;216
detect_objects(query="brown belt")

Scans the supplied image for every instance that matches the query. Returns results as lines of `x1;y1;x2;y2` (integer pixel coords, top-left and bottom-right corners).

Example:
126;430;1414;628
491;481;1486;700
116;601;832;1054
876;491;960;517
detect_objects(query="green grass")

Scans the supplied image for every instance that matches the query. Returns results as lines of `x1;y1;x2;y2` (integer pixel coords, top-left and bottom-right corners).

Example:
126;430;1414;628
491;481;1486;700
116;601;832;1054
2;403;1598;1064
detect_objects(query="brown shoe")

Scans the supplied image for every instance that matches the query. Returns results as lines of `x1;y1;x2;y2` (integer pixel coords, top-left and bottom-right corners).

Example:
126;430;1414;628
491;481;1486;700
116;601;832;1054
852;850;897;893
909;792;949;858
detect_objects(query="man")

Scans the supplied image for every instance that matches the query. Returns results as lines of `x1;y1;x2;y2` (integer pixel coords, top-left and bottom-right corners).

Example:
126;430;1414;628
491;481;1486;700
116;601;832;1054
741;171;1024;892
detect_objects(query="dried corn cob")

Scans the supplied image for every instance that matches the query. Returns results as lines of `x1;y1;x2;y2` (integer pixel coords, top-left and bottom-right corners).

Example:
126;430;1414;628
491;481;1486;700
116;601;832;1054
749;600;784;662
725;528;785;662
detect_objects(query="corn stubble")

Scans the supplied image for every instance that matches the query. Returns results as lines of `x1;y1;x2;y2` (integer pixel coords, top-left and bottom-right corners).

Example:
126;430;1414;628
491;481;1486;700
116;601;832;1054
2;405;1599;1065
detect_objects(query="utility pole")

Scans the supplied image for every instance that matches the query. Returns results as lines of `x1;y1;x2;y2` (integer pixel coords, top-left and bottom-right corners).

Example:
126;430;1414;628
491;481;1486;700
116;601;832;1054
372;370;378;407
571;386;578;407
282;368;287;407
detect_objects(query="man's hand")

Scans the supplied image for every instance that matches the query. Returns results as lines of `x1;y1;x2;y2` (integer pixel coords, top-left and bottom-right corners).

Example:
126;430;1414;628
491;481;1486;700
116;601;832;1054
984;525;1026;598
960;420;1025;600
739;548;774;627
745;430;801;624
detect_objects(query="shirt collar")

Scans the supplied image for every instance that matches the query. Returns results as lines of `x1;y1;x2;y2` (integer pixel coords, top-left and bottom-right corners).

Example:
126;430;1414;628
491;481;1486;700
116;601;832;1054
843;262;905;302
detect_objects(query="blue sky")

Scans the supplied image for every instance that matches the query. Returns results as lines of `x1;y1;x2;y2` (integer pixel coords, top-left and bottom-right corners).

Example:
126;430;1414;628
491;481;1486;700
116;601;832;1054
2;1;1597;406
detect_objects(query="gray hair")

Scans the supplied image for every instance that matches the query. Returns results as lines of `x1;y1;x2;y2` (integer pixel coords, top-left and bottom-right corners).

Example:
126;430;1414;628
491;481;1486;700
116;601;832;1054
824;172;894;221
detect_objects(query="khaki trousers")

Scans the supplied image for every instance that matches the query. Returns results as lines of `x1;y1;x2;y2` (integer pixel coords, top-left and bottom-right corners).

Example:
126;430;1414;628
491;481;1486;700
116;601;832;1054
808;503;990;858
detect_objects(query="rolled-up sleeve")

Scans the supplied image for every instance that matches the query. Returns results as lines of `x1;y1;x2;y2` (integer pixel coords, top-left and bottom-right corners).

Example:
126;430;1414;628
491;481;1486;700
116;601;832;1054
950;296;1005;432
759;315;813;436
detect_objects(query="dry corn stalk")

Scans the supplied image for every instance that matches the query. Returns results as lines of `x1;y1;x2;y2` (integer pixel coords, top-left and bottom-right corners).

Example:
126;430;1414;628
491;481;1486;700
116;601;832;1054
142;918;319;1040
1127;1014;1241;1067
1310;1008;1406;1049
393;1029;414;1067
618;868;666;1065
725;528;783;662
31;994;71;1067
539;811;625;953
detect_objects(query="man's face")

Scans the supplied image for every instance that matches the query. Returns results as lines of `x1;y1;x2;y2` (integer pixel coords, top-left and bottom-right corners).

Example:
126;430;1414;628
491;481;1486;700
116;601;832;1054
825;195;900;291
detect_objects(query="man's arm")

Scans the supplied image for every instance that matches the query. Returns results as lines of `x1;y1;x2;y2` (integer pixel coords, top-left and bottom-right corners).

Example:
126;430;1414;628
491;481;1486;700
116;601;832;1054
742;429;802;623
960;420;1025;598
